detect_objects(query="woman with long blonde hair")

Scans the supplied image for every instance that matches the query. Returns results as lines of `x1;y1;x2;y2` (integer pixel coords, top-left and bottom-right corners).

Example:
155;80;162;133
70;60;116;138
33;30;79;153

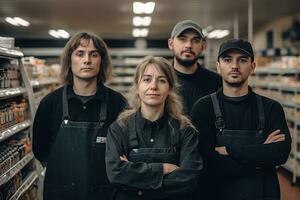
106;56;202;200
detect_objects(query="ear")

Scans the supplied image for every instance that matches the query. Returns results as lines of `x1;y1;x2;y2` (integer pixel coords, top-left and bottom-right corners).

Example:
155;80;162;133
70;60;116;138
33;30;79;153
168;38;174;51
216;61;221;74
250;61;256;73
201;40;207;51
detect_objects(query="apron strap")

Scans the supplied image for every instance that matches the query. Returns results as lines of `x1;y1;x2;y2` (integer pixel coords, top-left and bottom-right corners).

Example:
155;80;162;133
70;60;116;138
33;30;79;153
62;85;70;120
169;119;180;148
99;87;108;126
210;92;225;131
128;114;139;149
256;95;265;134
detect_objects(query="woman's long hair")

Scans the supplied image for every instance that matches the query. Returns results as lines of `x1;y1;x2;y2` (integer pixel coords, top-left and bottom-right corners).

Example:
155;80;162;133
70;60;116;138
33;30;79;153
117;56;195;129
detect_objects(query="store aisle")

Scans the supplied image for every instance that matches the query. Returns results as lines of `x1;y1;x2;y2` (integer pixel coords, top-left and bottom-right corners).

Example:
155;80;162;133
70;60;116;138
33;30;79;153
279;168;300;200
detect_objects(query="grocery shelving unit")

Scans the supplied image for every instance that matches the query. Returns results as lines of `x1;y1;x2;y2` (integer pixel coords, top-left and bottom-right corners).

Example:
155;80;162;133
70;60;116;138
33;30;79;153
0;47;38;200
250;48;300;183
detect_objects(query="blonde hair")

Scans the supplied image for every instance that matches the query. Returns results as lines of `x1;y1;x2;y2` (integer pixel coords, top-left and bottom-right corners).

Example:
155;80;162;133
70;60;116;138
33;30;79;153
60;31;111;85
118;56;195;129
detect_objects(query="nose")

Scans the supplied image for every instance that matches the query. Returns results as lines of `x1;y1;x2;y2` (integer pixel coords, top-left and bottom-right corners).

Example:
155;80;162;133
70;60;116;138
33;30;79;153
149;79;158;90
231;60;239;70
83;53;91;64
184;39;192;49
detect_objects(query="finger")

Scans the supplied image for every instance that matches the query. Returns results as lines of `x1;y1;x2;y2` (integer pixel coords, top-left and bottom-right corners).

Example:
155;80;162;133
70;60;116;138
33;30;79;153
268;134;285;142
268;129;281;137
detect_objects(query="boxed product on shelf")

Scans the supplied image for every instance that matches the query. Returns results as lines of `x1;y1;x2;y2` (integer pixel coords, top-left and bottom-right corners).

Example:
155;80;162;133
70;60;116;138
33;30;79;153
0;36;15;49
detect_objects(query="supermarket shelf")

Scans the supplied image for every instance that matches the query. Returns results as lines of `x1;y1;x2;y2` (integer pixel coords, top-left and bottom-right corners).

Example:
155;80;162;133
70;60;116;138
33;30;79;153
0;87;27;100
30;78;59;88
251;83;300;93
9;171;38;200
0;47;23;58
0;120;31;142
0;152;34;186
254;67;300;75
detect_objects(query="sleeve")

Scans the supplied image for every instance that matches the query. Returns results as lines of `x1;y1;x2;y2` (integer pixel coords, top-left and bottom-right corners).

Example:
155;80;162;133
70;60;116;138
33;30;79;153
142;127;203;199
226;102;292;167
105;122;164;190
32;98;53;163
191;101;246;178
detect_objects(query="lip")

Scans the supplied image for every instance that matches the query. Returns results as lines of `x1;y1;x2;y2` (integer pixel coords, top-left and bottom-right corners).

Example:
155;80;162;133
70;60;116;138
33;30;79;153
146;94;160;96
182;51;195;56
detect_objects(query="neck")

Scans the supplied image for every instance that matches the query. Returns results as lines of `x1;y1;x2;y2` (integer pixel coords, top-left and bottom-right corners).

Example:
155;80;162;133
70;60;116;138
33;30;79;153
73;78;98;96
222;81;249;97
140;104;165;121
173;59;198;74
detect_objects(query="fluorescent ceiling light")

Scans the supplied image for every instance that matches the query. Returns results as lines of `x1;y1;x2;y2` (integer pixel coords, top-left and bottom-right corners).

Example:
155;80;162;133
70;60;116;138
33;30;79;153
48;29;70;39
5;17;30;27
132;28;149;37
133;2;155;14
133;16;152;26
207;29;230;39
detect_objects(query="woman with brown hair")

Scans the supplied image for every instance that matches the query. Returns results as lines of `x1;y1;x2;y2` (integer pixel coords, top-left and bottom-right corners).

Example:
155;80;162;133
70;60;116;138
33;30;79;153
105;56;202;200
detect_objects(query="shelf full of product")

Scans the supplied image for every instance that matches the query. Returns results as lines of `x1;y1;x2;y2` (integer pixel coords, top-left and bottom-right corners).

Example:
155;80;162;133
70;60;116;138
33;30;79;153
0;41;38;200
250;50;300;183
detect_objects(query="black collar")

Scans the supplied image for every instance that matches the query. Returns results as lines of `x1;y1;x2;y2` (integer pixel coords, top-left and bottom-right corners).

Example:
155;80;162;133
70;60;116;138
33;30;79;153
67;83;106;101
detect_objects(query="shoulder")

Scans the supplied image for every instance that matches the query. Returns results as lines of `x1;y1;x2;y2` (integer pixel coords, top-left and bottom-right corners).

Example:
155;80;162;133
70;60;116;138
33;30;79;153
192;94;213;112
256;93;283;111
39;86;64;107
105;86;128;104
199;67;220;79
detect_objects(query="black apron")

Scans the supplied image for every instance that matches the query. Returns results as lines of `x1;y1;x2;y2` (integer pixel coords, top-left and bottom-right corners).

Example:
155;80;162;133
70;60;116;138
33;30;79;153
114;114;180;200
211;92;266;200
43;85;113;200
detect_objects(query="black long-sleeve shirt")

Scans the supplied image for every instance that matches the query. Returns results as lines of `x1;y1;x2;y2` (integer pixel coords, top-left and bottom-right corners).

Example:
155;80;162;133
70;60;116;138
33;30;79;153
190;87;291;199
175;63;222;114
105;111;202;200
33;84;127;163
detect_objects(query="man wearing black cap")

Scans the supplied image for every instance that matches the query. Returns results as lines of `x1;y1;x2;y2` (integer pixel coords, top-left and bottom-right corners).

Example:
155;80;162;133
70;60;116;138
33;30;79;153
191;38;291;200
168;20;222;114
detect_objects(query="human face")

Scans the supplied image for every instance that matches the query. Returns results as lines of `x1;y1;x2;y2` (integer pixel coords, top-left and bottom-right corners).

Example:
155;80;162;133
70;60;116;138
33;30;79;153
168;29;205;67
71;39;101;83
217;50;256;88
138;64;170;110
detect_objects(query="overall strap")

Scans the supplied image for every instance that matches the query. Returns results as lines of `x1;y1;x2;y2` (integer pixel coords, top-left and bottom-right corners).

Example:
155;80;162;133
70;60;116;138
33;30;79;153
256;95;265;134
62;85;70;121
168;119;180;148
99;87;108;126
128;114;139;149
210;92;225;131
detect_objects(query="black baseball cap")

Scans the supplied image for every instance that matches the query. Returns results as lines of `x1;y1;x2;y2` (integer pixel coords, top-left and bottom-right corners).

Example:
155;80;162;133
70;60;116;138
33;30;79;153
218;39;254;60
171;20;205;38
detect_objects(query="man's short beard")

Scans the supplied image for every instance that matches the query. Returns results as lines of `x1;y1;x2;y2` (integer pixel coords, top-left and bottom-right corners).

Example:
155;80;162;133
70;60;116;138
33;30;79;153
175;56;198;68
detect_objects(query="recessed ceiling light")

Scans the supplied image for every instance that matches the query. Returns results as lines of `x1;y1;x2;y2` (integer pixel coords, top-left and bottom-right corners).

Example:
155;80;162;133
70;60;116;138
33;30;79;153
132;28;149;37
5;17;30;27
133;2;155;14
48;29;70;39
133;16;152;26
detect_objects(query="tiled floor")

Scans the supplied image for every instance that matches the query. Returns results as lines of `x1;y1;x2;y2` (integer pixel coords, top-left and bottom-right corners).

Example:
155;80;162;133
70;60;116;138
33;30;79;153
278;168;300;200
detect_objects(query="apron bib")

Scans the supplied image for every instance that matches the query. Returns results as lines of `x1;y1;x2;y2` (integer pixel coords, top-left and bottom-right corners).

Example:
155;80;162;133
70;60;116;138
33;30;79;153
43;85;113;200
211;92;265;200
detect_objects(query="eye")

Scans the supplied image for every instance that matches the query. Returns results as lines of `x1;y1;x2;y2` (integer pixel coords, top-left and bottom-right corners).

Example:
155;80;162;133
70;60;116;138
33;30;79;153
91;52;100;58
177;36;186;41
193;38;201;43
223;58;232;63
75;51;84;57
239;58;248;63
158;78;167;84
142;77;151;83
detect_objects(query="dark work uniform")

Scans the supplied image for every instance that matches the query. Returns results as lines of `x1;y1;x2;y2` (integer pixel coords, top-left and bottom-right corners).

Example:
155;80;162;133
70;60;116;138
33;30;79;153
105;111;202;200
191;87;291;200
33;84;127;200
175;63;222;114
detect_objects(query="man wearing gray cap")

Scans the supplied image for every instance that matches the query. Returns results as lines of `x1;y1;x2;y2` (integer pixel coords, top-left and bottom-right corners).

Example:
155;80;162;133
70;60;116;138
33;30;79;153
168;19;222;114
191;38;291;200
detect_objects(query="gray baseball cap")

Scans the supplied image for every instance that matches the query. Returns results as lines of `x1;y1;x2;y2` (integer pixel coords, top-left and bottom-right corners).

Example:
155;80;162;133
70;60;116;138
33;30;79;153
171;20;205;38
